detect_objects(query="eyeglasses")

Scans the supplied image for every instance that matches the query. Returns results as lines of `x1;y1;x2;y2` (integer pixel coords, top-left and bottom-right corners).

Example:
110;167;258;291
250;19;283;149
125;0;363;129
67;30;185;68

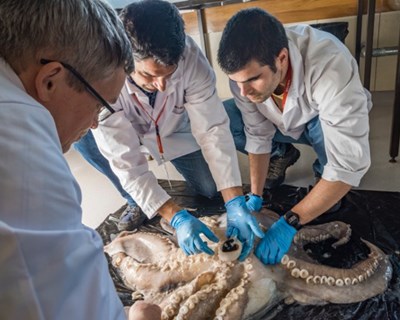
40;59;116;117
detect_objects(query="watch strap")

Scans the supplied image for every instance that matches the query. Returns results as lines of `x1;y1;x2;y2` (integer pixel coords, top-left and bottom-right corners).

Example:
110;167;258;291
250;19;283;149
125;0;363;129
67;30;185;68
283;210;302;230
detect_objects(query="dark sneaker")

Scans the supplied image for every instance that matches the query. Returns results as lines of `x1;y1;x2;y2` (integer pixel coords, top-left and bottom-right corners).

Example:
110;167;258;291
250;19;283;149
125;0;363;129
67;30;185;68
265;144;300;189
117;205;148;231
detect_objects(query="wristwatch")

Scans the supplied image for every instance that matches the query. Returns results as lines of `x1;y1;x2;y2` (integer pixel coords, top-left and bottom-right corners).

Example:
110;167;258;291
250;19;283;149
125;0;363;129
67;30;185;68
283;210;302;230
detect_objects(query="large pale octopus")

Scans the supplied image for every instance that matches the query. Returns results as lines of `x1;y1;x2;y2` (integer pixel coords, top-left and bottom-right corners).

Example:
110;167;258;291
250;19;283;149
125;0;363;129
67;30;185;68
104;209;392;320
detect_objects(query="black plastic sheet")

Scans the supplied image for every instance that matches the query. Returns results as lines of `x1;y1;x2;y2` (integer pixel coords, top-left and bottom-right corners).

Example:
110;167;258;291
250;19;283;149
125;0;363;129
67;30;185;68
97;181;400;319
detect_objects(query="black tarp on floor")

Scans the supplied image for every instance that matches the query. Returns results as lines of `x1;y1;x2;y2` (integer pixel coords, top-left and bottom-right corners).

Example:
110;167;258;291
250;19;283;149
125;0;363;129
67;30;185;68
97;181;400;319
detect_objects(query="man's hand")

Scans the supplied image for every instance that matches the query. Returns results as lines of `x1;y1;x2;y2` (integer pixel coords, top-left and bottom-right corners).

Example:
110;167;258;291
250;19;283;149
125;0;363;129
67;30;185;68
170;209;219;255
225;195;264;261
255;216;297;265
246;193;263;212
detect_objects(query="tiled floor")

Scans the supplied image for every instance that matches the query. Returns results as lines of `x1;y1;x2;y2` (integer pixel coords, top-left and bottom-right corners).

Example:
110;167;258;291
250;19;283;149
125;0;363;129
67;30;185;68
65;91;400;228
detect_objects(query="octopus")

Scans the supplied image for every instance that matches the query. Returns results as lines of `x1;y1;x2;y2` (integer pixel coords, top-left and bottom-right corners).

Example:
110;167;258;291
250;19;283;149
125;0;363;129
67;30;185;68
104;209;393;320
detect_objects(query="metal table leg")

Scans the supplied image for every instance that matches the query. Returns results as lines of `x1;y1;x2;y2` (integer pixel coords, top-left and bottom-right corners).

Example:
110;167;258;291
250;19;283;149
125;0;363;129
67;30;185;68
355;0;363;65
364;0;376;90
389;28;400;163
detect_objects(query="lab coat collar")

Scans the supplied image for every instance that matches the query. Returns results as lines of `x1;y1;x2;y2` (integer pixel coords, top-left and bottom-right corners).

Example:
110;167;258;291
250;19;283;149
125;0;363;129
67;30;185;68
0;58;28;93
0;58;45;111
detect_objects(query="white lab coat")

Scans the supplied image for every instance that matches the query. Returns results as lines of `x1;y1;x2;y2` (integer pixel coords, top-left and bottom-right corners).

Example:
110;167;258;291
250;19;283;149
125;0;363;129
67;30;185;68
0;59;125;319
230;25;372;187
93;36;241;217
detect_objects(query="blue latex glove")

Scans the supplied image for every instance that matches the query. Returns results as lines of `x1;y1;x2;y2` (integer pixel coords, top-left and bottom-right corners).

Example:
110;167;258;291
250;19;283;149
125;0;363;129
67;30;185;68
246;193;263;212
225;195;265;261
170;209;219;256
255;216;297;265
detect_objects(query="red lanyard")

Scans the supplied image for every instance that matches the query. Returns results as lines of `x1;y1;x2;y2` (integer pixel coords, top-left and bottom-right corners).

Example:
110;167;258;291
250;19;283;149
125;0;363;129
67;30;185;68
272;61;292;110
131;93;168;160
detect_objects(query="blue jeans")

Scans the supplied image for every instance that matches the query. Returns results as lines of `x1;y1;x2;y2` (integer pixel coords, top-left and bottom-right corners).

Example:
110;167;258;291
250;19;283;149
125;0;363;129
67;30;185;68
223;98;327;177
170;150;217;198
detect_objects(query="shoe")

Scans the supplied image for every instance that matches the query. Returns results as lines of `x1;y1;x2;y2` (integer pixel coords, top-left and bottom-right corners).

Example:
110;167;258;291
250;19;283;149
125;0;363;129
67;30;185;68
313;177;342;213
265;144;300;189
117;205;148;231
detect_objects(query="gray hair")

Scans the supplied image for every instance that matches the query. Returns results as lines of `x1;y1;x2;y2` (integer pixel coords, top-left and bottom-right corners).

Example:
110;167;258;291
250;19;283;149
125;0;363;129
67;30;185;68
0;0;134;90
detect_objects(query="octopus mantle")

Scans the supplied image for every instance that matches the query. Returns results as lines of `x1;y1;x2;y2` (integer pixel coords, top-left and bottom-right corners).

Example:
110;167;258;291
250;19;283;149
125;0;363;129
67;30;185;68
104;209;392;320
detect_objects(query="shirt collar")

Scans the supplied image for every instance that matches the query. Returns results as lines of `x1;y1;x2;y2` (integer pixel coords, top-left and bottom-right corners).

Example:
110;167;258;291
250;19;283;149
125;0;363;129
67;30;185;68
0;58;27;92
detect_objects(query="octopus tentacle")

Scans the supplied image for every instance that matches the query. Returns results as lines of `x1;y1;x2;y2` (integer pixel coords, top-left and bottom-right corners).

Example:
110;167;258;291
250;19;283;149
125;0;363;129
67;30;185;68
282;239;385;286
294;222;352;249
112;239;216;292
174;263;244;320
214;263;252;320
162;271;216;320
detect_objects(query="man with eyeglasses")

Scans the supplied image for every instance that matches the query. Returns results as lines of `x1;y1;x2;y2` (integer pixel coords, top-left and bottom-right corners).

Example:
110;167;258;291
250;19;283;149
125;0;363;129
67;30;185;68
75;0;264;260
0;0;160;319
